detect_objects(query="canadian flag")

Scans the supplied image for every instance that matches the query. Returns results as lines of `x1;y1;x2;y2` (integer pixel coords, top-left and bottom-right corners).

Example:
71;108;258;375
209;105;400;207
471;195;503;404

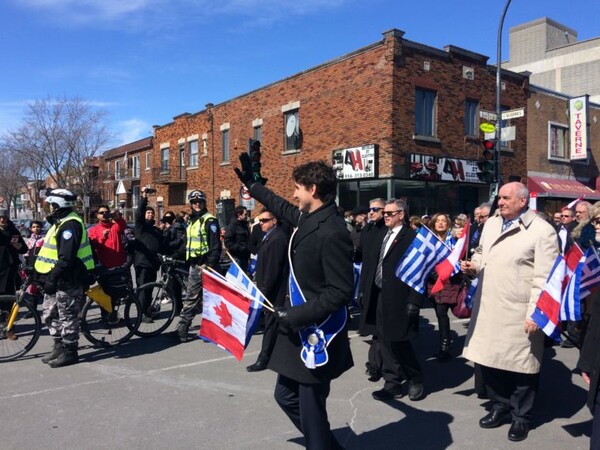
199;270;252;361
431;221;470;294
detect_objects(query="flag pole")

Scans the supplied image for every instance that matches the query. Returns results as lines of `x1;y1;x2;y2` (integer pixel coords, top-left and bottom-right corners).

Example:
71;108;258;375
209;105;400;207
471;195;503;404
204;266;275;312
225;250;274;308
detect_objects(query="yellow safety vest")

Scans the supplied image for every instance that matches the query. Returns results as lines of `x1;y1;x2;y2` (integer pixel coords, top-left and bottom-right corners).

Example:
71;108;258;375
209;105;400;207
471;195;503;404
35;212;95;274
186;213;216;260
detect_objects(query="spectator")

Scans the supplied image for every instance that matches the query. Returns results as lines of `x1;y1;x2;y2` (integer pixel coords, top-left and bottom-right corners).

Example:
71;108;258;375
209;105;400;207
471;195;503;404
88;205;128;269
0;209;27;340
161;210;187;309
224;205;250;273
408;215;423;230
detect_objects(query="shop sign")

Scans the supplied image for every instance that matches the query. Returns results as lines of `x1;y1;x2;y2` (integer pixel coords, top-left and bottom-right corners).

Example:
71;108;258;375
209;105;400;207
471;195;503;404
409;153;484;184
570;96;589;161
332;144;376;180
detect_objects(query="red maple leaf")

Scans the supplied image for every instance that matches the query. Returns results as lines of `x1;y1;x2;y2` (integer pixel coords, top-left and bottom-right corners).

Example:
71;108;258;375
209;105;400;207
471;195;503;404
214;301;233;327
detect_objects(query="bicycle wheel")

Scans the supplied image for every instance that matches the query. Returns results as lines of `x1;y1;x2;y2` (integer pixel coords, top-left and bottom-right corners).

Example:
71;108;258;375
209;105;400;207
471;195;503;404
80;294;142;347
134;282;177;337
0;297;42;362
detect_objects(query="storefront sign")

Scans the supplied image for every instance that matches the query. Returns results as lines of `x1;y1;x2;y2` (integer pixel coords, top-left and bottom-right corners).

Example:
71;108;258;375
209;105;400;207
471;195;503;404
569;96;589;161
332;144;376;180
409;154;484;184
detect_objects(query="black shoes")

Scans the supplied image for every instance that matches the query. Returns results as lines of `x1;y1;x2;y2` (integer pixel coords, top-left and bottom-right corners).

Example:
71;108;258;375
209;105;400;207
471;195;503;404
246;360;268;372
479;410;510;429
408;381;425;401
175;324;189;343
372;386;404;401
48;343;79;368
508;421;529;441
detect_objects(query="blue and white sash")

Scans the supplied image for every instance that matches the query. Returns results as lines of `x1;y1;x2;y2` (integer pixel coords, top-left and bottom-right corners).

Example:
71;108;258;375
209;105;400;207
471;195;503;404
288;229;347;369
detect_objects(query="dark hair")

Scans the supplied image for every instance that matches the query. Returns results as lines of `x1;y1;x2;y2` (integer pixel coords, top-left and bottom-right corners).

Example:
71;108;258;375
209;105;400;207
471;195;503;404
146;206;155;213
234;206;247;217
162;210;176;224
30;220;43;229
292;161;337;204
96;204;110;214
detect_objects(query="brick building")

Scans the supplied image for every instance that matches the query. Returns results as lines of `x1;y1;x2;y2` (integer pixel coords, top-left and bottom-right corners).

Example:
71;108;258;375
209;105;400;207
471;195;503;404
136;28;532;220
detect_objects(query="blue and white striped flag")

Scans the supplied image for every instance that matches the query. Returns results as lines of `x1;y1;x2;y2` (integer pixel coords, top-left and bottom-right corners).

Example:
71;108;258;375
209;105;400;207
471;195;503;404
395;226;451;294
225;260;265;347
561;245;600;321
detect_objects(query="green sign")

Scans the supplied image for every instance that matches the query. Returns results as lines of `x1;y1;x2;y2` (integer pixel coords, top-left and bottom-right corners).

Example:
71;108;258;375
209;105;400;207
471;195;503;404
479;123;496;133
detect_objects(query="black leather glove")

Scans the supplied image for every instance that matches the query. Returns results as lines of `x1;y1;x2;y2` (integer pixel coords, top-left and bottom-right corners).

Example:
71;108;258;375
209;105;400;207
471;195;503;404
44;280;58;295
233;153;255;187
274;306;291;330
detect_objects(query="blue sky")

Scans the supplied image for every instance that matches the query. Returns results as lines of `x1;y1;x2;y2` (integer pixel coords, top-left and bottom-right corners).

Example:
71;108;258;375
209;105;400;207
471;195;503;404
1;0;598;147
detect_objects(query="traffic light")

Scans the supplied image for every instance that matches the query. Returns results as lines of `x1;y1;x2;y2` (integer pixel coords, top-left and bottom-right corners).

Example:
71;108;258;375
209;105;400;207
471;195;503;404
477;139;496;183
248;139;267;185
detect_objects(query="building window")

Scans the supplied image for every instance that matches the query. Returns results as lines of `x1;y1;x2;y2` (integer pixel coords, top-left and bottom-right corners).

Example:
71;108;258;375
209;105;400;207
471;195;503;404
284;110;300;151
222;129;230;162
189;140;199;167
115;160;122;179
161;147;169;171
145;152;151;170
549;122;568;160
132;186;140;208
253;125;262;143
106;161;110;174
132;155;140;178
415;88;437;137
465;99;479;136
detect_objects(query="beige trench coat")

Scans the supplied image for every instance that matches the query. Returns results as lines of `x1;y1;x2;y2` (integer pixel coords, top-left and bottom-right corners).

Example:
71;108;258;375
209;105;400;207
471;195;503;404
462;209;558;374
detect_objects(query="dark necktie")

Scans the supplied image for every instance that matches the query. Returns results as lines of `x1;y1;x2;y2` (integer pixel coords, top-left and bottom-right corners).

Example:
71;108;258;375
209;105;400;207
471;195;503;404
375;230;393;288
502;220;513;232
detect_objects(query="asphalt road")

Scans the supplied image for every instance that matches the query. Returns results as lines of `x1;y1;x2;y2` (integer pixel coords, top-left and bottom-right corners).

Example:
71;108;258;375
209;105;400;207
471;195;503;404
0;306;592;449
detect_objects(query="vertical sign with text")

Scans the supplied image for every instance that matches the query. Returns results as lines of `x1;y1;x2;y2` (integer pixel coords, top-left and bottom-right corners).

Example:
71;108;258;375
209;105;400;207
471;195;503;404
570;95;589;161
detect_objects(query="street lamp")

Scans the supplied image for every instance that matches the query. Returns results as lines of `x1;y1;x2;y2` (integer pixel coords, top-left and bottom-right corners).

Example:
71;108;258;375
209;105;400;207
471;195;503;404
494;0;512;188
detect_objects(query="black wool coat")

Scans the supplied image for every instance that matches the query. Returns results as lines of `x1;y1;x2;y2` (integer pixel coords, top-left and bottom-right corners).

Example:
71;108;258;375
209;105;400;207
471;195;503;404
357;219;387;336
368;225;423;343
578;289;600;412
255;225;289;308
249;182;354;384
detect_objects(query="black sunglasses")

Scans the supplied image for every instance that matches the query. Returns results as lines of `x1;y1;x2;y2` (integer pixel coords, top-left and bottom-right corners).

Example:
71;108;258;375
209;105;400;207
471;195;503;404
369;207;382;212
383;210;402;217
259;218;274;223
98;211;111;215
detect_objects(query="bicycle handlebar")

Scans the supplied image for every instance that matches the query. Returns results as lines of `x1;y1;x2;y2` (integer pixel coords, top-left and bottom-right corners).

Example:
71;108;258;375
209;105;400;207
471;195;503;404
158;254;186;266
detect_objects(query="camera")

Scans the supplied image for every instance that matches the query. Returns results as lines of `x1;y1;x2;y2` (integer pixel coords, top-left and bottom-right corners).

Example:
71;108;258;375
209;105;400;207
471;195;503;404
144;187;157;194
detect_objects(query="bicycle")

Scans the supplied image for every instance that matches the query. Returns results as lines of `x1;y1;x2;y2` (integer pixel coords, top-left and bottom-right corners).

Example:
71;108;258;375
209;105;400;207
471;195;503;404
0;274;42;362
80;265;143;347
135;254;187;337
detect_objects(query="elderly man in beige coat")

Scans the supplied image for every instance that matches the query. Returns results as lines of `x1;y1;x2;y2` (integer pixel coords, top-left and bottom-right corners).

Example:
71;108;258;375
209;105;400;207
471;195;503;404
461;182;558;442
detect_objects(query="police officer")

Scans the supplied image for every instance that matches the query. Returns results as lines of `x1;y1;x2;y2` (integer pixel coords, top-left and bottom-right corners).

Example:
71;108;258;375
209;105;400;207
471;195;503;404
35;189;94;368
174;190;221;342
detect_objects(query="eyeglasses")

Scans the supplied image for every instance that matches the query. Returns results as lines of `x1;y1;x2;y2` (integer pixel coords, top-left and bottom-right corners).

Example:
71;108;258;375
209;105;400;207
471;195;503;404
369;207;382;212
259;218;274;223
561;215;573;218
591;218;600;226
383;210;402;217
98;211;110;215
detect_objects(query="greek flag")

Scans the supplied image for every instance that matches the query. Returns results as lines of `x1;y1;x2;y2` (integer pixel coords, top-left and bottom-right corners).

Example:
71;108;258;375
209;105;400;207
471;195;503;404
225;260;265;347
395;226;451;294
561;245;600;321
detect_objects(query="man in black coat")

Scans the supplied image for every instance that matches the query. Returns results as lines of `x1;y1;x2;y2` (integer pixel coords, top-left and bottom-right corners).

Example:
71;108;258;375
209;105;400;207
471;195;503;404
370;199;424;402
358;198;387;382
246;208;289;372
224;205;250;273
134;188;165;322
235;156;353;450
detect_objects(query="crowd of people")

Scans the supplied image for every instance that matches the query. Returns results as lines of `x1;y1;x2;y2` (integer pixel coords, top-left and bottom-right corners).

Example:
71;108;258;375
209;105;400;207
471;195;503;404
2;160;600;448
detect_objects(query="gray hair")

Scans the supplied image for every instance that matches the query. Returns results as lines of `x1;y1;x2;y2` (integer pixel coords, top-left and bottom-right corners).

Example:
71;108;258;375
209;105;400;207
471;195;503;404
386;198;408;217
369;197;386;206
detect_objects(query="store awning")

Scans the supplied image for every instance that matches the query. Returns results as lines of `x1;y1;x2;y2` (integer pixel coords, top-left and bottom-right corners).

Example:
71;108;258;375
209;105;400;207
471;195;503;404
527;176;600;200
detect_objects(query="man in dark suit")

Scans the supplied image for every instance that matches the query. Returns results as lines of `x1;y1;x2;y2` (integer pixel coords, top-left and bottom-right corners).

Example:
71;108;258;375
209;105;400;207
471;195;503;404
557;207;576;254
246;208;289;372
371;199;424;402
358;198;387;382
235;156;353;450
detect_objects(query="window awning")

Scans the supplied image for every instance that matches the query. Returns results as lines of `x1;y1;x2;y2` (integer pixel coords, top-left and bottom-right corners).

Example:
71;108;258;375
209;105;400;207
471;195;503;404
527;176;600;200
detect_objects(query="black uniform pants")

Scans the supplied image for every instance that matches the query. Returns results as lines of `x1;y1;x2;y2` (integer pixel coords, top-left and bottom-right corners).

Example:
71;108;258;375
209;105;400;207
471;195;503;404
256;310;277;362
480;365;539;424
274;374;342;450
592;385;600;450
135;266;158;314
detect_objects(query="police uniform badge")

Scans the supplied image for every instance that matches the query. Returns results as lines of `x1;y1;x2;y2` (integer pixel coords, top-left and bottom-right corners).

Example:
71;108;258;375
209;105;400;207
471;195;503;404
210;223;218;234
62;230;73;240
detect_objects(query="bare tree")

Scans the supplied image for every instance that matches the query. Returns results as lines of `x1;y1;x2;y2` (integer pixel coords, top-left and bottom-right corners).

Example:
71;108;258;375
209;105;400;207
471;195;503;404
2;96;113;219
0;147;29;218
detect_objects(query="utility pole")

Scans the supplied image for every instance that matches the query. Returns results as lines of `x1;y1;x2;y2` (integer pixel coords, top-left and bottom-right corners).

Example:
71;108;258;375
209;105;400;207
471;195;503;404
494;0;512;190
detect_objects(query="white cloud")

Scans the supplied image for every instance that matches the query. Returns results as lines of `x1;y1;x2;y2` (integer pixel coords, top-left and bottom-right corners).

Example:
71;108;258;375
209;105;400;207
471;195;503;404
114;118;152;145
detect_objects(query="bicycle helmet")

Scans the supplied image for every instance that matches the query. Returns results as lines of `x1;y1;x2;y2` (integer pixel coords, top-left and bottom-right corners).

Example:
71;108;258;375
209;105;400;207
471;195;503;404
188;190;206;202
45;188;77;209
